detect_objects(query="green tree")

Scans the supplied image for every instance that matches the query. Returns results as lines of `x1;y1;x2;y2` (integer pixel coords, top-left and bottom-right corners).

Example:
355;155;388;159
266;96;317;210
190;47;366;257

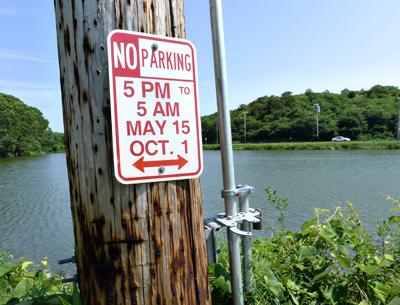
0;93;64;157
201;85;400;143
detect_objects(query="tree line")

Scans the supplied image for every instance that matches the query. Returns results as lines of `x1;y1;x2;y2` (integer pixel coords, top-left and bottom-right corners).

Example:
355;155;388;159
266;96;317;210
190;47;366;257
2;84;399;158
201;85;400;143
0;93;64;157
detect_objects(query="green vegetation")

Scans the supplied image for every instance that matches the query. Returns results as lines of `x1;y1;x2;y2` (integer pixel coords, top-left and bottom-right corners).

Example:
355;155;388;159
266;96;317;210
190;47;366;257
2;192;400;305
203;140;400;151
202;85;400;143
3;85;400;157
0;93;64;158
210;191;400;305
0;252;81;305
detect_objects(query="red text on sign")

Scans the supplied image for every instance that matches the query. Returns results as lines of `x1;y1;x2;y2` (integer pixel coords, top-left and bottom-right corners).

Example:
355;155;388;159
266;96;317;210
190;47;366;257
141;49;192;72
130;140;169;156
142;81;170;98
127;120;166;136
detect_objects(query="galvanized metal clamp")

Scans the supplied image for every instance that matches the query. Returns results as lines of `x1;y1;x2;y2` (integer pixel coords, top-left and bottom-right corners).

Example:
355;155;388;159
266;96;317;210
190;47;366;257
206;184;261;237
204;185;262;265
213;208;261;236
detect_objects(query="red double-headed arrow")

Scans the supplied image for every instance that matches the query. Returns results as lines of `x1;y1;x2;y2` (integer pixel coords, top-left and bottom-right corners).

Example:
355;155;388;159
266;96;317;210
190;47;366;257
133;155;188;173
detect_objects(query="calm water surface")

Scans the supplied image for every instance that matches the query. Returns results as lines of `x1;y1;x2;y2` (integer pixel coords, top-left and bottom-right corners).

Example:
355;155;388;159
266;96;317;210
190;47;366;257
0;150;399;272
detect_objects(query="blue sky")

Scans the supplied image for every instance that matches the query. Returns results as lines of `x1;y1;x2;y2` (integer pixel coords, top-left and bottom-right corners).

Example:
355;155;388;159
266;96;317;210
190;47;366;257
1;0;399;132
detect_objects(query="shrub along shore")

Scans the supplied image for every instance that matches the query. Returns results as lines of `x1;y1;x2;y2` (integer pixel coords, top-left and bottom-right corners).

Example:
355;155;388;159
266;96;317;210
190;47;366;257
209;191;400;305
1;191;400;305
203;140;400;151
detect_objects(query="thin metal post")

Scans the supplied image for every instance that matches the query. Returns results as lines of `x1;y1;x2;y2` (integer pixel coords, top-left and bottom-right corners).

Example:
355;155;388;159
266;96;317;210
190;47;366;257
204;226;218;264
243;112;248;143
396;96;400;140
238;187;253;293
209;0;244;305
315;103;320;139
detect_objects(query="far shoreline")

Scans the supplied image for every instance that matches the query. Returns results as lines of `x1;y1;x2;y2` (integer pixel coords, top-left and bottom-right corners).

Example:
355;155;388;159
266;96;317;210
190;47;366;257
203;140;400;151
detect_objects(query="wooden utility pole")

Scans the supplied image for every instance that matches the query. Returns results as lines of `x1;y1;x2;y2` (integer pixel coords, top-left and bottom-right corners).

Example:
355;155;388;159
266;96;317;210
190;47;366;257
54;1;210;305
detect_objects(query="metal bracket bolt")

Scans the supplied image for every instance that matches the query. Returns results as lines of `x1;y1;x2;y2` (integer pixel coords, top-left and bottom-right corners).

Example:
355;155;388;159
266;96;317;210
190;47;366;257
58;256;76;265
151;43;158;52
205;208;261;237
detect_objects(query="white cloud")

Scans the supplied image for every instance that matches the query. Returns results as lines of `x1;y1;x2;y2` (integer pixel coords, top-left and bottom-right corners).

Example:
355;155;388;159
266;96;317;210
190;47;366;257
0;49;55;63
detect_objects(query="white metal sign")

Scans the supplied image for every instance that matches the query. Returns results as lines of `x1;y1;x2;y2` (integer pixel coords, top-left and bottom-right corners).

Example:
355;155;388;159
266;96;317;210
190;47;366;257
107;30;203;184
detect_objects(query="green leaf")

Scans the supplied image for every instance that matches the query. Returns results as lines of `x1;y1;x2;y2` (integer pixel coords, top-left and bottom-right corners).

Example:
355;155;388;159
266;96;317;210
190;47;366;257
298;245;317;261
300;219;316;236
263;266;284;299
213;276;231;294
72;283;82;305
384;254;394;261
313;264;335;282
0;262;15;277
0;296;12;305
323;286;335;304
58;297;72;305
13;277;34;299
319;226;337;243
287;289;300;305
295;263;305;270
388;216;400;224
319;209;330;215
358;264;380;275
372;281;389;303
388;296;400;305
332;245;351;268
214;264;230;280
0;278;8;291
358;300;370;305
285;278;301;293
391;283;400;295
20;261;34;271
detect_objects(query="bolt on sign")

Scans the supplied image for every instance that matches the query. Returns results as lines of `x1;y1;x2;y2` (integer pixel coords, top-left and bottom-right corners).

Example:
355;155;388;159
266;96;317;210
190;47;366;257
107;30;203;184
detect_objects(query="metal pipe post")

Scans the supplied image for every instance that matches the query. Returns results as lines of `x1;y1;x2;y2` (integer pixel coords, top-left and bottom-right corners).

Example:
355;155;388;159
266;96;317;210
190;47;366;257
315;103;320;139
397;96;400;140
239;190;252;293
243;112;248;143
209;0;243;304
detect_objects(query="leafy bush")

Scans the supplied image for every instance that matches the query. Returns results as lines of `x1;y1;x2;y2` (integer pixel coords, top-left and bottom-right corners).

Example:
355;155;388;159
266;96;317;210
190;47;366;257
209;192;400;305
0;252;79;305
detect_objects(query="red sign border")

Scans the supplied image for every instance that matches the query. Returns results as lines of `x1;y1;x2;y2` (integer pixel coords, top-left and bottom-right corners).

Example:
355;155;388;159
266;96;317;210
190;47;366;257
107;30;203;184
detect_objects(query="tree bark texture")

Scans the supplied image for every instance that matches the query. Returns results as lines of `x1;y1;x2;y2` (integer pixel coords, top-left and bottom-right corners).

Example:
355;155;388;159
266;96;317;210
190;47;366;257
53;1;210;304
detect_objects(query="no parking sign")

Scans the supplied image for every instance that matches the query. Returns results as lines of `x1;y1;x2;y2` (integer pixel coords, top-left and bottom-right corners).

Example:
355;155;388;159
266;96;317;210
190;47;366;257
107;30;203;184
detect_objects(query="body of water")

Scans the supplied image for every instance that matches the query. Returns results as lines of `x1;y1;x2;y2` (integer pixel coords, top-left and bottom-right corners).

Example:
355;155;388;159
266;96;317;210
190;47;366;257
0;150;399;272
